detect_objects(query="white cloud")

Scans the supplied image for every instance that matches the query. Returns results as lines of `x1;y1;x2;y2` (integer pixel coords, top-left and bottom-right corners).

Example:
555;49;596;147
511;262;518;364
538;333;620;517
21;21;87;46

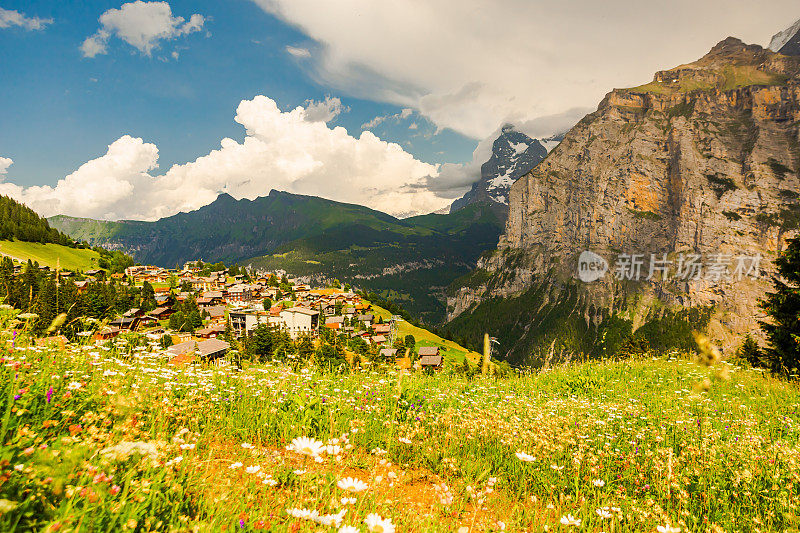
252;0;800;140
286;45;311;58
0;7;52;30
361;108;414;130
0;96;446;220
81;1;205;58
302;96;348;123
0;156;12;179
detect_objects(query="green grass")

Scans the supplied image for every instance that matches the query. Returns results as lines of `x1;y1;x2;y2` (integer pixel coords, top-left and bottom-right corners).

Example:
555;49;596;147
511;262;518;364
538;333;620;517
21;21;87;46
370;303;483;365
1;299;798;531
628;65;787;96
0;239;102;271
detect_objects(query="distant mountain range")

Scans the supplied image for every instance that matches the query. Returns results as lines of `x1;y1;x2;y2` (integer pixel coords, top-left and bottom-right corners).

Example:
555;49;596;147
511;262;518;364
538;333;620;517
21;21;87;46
449;125;560;219
49;191;503;322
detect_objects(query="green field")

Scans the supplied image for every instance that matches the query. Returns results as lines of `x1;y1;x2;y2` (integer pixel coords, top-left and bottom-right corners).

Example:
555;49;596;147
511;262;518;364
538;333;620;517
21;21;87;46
1;298;798;531
371;303;484;365
0;239;102;271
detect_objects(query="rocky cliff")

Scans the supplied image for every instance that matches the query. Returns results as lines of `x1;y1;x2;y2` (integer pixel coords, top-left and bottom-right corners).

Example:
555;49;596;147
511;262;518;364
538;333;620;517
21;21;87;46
447;38;800;365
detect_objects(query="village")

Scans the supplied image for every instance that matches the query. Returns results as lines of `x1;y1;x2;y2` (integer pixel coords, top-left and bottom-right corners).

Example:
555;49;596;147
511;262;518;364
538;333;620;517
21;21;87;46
72;261;448;371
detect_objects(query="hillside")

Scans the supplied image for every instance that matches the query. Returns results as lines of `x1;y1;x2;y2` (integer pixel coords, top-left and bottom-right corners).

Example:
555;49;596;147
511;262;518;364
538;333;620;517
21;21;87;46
0;195;75;246
2;302;797;531
0;240;102;271
446;37;800;366
51;192;503;323
370;303;484;366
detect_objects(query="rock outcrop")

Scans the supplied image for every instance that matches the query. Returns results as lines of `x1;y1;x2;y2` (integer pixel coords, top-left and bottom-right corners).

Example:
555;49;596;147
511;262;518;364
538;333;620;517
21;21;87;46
447;38;800;362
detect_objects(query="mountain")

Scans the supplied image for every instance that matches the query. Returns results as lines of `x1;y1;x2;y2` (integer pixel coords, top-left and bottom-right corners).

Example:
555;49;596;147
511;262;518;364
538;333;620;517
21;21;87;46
50;190;503;322
769;18;800;56
449;125;553;219
0;195;75;246
445;37;800;366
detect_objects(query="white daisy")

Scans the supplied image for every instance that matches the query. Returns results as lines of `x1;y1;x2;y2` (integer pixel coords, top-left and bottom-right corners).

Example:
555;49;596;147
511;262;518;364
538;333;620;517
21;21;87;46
337;477;369;493
364;513;395;533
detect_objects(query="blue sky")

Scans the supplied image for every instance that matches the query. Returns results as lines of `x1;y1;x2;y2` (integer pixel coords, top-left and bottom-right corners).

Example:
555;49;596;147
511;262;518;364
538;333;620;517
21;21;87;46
0;0;475;191
0;1;796;220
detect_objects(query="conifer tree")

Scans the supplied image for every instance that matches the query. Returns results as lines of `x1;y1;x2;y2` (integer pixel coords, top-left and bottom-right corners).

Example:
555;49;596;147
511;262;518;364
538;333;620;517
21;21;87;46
760;236;800;376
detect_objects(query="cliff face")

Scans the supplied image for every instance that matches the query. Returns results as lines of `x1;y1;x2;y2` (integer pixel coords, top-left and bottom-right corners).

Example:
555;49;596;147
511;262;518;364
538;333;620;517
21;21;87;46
447;38;800;360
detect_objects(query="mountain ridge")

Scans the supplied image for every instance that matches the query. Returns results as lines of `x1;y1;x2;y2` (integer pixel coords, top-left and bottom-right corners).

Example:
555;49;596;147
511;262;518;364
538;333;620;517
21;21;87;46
50;190;503;322
445;36;800;365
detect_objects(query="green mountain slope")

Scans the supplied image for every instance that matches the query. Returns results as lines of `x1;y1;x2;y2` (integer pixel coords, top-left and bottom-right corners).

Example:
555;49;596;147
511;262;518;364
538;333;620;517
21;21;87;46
0;240;102;271
50;191;503;322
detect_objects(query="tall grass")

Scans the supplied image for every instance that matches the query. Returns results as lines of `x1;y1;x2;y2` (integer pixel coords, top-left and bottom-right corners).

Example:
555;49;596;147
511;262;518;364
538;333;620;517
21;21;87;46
0;305;798;531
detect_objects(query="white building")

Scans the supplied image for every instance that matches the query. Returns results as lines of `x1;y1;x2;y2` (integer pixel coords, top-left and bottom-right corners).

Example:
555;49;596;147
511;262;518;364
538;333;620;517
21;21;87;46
278;307;320;339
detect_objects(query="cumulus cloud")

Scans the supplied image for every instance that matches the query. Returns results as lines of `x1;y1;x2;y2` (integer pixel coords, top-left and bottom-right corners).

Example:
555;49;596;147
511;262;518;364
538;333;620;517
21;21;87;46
302;96;348;123
253;0;799;140
81;1;205;58
0;156;12;178
0;7;52;30
0;96;446;220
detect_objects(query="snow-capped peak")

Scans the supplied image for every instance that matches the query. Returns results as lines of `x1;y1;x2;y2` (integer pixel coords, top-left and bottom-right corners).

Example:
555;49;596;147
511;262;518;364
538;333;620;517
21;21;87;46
769;18;800;53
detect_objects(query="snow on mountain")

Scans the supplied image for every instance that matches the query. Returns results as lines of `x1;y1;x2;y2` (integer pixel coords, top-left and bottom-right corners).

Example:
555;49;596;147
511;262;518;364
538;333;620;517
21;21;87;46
449;124;550;219
769;18;800;54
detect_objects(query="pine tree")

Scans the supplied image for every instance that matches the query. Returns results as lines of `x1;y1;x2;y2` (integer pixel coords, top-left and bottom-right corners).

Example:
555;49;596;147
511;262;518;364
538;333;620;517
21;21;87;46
760;236;800;376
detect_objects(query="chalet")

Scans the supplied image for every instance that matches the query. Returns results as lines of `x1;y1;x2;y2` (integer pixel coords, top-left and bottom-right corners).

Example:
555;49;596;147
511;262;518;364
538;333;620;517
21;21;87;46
150;307;174;320
227;284;253;303
379;348;398;360
202;291;224;304
85;269;104;280
93;327;120;341
418;346;443;371
325;316;344;325
196;324;226;339
123;308;143;319
167;338;230;362
137;315;159;330
371;335;387;345
357;314;374;327
373;323;391;335
205;305;226;320
110;316;139;331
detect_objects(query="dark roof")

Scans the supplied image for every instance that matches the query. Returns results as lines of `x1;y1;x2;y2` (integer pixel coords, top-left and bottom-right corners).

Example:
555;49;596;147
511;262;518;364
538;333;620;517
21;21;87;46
418;346;440;356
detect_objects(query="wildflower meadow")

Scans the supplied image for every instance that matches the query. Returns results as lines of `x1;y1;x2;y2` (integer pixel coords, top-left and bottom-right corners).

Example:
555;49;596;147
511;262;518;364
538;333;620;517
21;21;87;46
0;304;798;532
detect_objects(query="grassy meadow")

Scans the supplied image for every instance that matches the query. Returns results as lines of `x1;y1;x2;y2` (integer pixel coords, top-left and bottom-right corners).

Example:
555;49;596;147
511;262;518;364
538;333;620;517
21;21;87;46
0;240;102;271
1;305;799;532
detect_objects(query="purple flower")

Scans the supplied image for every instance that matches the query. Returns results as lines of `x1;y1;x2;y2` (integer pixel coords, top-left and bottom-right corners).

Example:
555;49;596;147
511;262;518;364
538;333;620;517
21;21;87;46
239;519;245;529
11;331;16;349
13;395;20;401
46;386;53;404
